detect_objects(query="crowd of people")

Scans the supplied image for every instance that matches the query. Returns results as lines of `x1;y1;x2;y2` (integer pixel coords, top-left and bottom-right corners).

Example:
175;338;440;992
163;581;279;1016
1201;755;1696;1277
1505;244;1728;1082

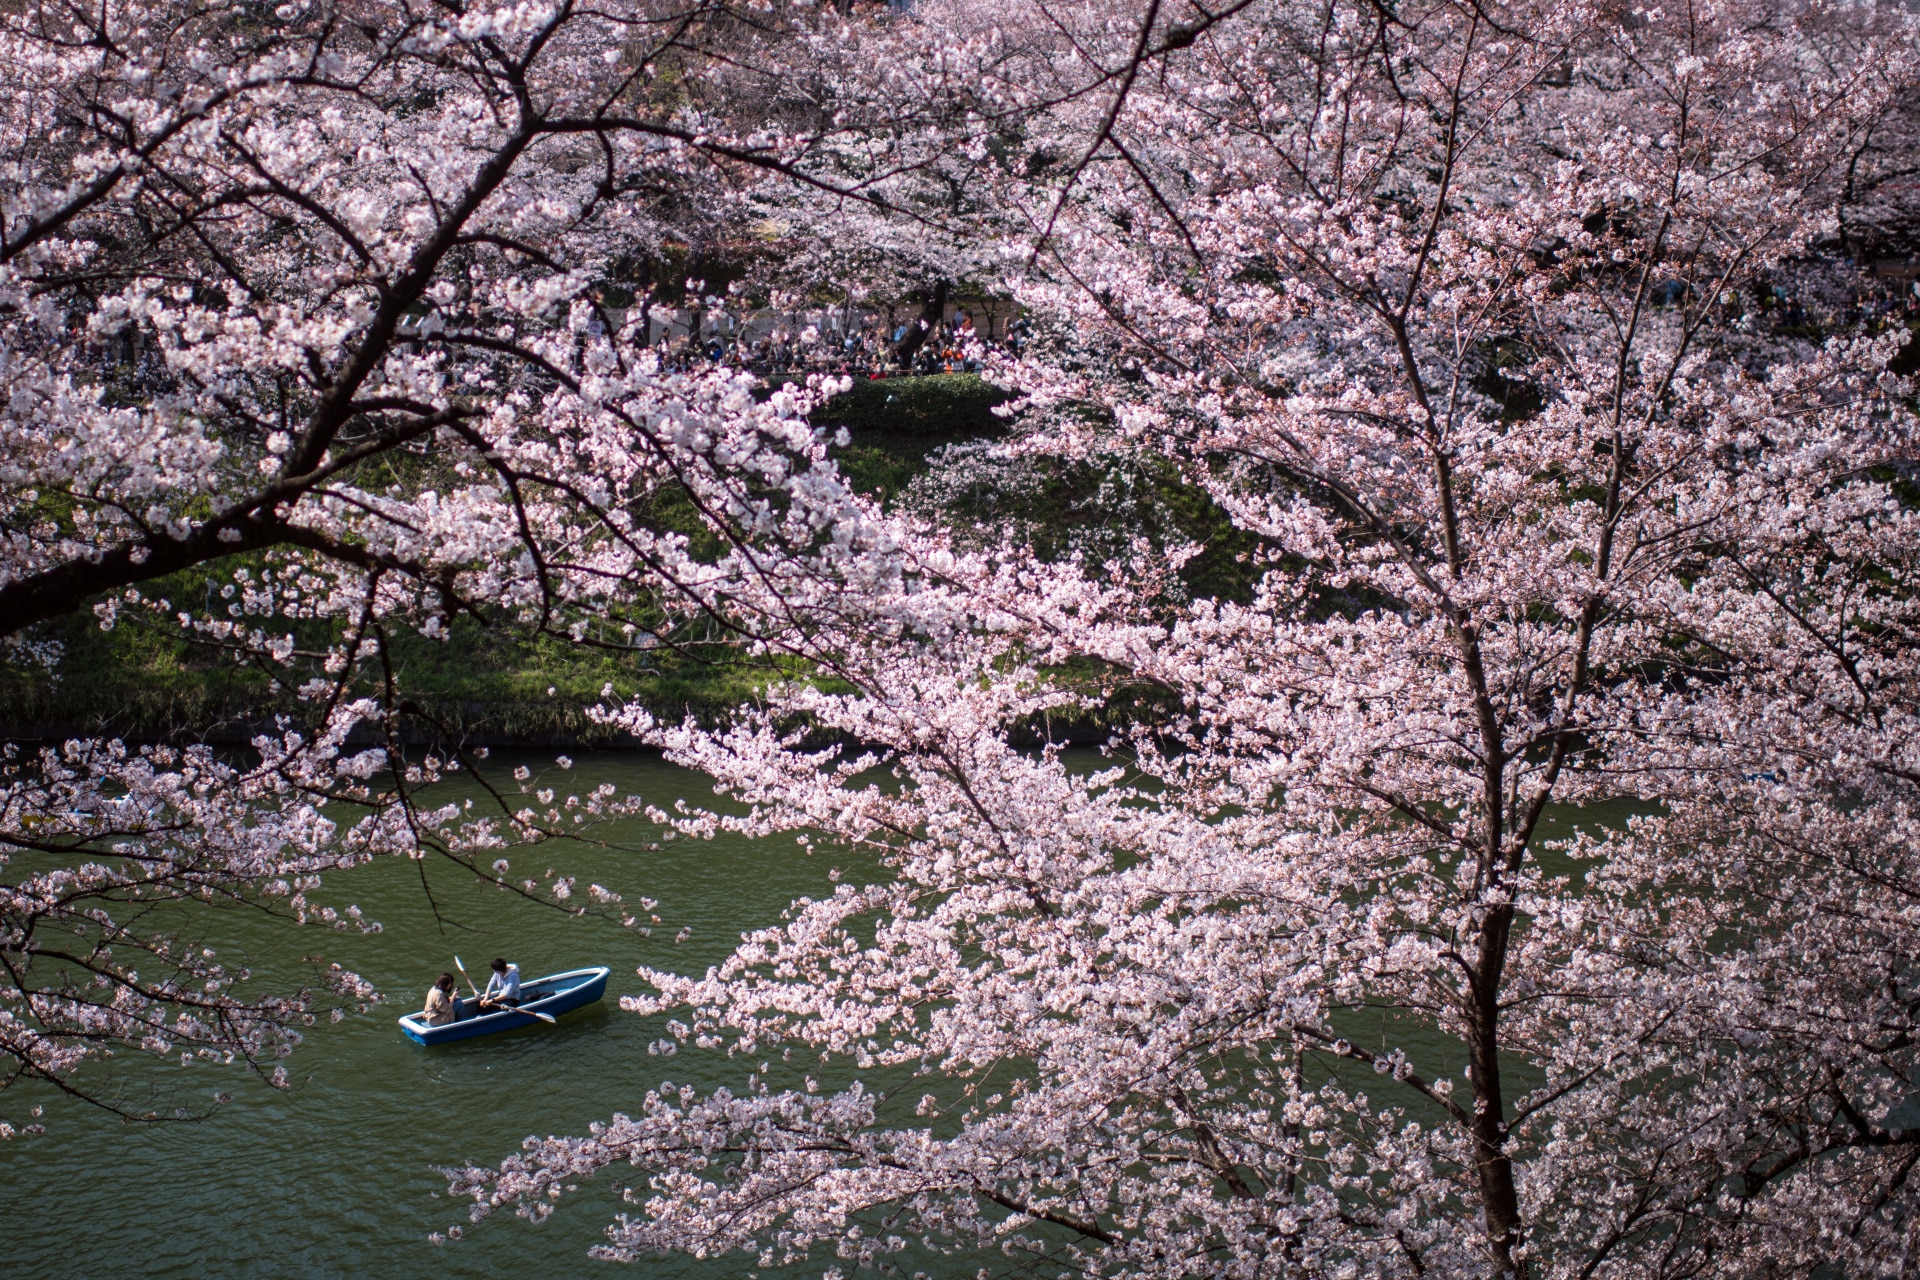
627;306;1032;378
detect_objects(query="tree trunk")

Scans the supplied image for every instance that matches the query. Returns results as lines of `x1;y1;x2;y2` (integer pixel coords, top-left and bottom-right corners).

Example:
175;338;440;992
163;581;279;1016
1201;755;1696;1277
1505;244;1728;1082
1472;903;1526;1277
636;258;654;347
892;279;949;365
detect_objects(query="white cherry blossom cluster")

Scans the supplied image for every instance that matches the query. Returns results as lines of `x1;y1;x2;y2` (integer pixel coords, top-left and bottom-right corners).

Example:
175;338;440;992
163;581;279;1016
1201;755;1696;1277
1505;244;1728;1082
452;1;1920;1276
0;0;986;1117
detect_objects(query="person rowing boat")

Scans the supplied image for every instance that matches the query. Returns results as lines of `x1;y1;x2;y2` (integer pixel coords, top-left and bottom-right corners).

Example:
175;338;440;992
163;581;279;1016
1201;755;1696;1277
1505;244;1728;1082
480;957;522;1009
450;955;556;1024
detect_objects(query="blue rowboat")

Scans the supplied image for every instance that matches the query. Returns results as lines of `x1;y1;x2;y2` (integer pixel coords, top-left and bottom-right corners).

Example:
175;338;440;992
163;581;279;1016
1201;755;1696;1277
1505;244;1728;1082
398;966;610;1045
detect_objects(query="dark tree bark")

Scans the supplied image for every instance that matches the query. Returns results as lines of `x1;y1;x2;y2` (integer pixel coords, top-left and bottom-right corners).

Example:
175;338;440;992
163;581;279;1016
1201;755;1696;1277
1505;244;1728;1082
891;279;950;365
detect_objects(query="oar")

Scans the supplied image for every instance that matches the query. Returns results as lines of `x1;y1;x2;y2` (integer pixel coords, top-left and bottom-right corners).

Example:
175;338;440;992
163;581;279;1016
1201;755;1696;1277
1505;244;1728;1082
454;955;557;1023
453;955;481;1001
452;954;488;1019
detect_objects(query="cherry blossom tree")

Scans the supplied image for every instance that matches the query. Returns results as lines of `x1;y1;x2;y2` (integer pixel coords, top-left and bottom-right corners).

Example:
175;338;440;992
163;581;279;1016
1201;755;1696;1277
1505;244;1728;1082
453;1;1920;1277
0;0;1006;1120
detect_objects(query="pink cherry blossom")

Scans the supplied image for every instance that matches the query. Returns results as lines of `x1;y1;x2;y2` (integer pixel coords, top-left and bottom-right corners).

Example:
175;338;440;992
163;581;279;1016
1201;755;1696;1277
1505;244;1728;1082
450;2;1920;1277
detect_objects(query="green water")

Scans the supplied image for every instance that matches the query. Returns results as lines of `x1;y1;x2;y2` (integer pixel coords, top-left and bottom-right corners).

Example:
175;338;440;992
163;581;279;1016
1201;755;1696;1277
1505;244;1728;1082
2;751;1604;1278
1;752;843;1279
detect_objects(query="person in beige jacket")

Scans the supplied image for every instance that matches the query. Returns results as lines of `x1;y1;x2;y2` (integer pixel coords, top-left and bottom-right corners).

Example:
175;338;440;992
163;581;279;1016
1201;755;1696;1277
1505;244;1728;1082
423;973;460;1026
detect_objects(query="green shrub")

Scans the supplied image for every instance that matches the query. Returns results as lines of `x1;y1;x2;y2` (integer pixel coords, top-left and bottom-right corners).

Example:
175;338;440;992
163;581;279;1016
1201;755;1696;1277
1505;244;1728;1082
807;373;1011;437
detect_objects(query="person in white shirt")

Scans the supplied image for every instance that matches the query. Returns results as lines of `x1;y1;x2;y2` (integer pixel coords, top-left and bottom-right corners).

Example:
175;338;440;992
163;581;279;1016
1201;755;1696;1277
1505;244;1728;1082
481;957;522;1008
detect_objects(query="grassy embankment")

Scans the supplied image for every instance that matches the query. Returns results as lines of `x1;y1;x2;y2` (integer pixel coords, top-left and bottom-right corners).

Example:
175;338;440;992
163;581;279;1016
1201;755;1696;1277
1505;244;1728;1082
2;375;1245;746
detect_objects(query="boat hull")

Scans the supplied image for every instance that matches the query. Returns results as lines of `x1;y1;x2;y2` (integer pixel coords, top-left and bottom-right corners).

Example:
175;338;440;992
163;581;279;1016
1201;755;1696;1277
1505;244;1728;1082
398;966;610;1045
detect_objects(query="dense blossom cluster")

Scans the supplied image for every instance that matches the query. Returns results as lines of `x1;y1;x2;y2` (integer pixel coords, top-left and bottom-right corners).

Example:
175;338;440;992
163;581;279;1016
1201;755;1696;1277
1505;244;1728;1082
0;0;963;1114
7;0;1920;1277
455;2;1920;1278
